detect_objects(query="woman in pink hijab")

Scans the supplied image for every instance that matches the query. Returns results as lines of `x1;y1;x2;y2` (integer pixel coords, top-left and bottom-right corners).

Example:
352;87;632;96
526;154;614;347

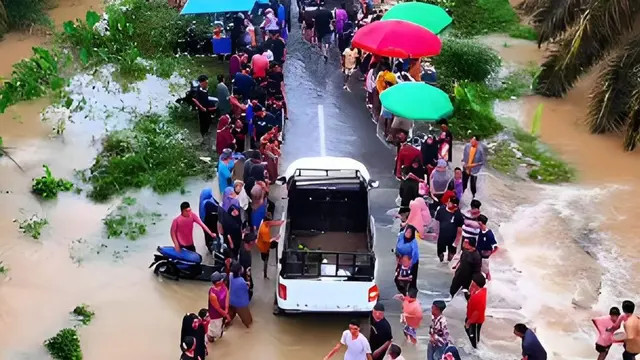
406;197;431;239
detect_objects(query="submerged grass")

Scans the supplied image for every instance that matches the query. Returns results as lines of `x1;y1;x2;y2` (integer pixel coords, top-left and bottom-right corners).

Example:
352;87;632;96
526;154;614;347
71;304;95;325
103;197;163;240
488;130;575;183
84;113;214;202
15;215;49;239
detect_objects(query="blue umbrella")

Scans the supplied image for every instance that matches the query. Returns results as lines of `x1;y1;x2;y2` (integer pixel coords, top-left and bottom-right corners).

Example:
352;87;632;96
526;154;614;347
181;0;257;15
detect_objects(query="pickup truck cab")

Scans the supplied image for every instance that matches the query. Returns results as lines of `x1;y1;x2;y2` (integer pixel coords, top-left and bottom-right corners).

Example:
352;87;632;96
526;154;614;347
273;157;380;315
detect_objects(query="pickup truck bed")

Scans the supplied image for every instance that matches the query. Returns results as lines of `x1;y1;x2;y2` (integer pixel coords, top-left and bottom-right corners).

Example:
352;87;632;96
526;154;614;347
289;231;369;253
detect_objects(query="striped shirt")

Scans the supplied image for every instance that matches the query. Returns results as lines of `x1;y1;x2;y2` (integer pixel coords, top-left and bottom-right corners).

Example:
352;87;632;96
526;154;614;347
462;212;480;239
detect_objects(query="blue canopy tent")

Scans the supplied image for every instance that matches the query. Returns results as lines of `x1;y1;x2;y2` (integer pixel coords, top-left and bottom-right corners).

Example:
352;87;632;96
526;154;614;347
180;0;257;15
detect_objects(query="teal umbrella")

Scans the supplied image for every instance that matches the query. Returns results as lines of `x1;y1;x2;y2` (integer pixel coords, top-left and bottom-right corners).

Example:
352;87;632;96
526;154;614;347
379;82;453;121
381;2;452;35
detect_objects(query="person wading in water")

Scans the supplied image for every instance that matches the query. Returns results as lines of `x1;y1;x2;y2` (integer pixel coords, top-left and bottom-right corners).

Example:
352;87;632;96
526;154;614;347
171;201;216;253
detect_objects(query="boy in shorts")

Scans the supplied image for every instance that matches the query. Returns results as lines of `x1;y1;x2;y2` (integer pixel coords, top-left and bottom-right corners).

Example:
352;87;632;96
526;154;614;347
594;307;621;360
395;288;423;344
256;212;285;278
394;255;413;296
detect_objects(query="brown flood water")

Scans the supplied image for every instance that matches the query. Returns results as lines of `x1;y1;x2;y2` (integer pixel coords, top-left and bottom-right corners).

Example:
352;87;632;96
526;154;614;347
2;2;640;359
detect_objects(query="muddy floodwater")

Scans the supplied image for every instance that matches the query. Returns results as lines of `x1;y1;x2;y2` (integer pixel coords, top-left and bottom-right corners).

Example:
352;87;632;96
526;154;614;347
2;2;640;360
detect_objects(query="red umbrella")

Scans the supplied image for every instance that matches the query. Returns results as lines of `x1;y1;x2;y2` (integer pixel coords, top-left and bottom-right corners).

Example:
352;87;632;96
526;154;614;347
351;20;442;58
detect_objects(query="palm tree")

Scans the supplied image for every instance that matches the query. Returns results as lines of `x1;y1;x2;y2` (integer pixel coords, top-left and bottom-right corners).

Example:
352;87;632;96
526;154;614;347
0;1;8;36
519;0;640;150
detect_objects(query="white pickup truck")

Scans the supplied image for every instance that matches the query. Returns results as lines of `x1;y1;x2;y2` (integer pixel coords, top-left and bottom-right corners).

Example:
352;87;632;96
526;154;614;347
273;157;380;315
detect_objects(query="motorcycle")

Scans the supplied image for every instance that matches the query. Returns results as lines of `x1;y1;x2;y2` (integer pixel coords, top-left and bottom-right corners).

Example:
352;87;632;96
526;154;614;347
175;80;219;112
149;244;227;281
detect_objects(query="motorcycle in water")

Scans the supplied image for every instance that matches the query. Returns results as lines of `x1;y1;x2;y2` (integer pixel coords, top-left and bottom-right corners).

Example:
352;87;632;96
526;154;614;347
149;244;227;281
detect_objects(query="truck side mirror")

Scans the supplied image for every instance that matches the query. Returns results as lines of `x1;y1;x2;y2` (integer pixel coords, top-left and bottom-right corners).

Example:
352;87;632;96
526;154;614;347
368;179;379;189
275;176;286;185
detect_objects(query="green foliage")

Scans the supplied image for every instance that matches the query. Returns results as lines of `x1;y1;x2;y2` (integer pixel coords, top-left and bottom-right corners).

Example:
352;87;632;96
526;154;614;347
432;38;501;94
16;215;49;239
449;82;504;140
448;0;536;39
44;328;82;360
0;261;7;274
508;24;538;40
103;197;162;240
488;68;535;100
85;113;213;202
3;0;51;31
0;47;67;114
413;0;456;9
32;164;74;199
72;304;95;325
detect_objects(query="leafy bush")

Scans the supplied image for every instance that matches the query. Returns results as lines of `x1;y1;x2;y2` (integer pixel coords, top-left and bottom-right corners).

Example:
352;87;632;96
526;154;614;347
450;0;519;37
0;47;67;113
0;261;7;274
72;304;95;325
432;38;501;94
44;328;82;360
16;215;49;239
85;113;213;202
32;165;74;199
449;83;504;140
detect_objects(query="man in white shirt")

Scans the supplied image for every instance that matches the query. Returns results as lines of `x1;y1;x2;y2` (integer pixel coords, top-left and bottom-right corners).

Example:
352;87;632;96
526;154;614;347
324;320;373;360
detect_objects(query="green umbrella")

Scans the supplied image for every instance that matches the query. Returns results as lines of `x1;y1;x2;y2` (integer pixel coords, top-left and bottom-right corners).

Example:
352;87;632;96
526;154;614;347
379;82;453;121
381;2;452;35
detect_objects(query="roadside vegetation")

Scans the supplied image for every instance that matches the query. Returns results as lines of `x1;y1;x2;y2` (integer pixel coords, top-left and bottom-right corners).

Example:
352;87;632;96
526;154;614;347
72;304;95;325
103;197;163;240
0;261;7;274
421;0;537;39
428;35;573;183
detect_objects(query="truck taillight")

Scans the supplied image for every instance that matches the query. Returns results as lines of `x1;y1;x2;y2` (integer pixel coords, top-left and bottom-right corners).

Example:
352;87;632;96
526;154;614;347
278;283;287;300
368;285;379;302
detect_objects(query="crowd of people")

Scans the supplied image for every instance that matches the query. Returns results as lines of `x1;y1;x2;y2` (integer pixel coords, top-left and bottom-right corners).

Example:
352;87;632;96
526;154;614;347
166;0;640;358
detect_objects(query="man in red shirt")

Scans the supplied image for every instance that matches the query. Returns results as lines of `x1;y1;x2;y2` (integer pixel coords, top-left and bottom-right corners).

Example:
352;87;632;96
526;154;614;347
465;273;487;348
251;52;269;79
395;131;421;179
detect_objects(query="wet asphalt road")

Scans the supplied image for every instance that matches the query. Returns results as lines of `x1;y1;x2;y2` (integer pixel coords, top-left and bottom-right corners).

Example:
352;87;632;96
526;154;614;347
277;2;483;357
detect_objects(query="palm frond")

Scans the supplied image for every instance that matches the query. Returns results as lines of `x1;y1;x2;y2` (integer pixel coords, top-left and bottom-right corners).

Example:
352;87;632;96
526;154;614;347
517;0;548;16
535;0;640;97
0;1;8;36
587;32;640;134
532;0;588;47
623;89;640;151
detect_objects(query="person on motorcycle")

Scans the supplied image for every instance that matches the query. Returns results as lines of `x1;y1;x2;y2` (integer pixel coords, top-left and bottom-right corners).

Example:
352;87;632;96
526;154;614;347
192;75;217;141
171;201;217;253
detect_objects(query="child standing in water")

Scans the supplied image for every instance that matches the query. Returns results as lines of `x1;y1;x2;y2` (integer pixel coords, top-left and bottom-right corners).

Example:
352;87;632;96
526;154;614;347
395;255;413;295
395;288;423;344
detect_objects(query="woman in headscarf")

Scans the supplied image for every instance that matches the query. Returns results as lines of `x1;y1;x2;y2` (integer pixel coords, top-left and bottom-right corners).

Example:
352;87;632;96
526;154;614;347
216;115;235;156
217;149;235;196
429;159;452;213
180;310;207;360
229;52;242;79
395;225;420;291
219;204;243;259
199;188;220;254
406;197;431;240
421;134;439;177
222;187;240;212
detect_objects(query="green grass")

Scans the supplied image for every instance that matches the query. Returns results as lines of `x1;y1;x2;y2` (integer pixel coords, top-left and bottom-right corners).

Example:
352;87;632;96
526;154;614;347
449;0;539;40
72;304;95;325
103;197;163;240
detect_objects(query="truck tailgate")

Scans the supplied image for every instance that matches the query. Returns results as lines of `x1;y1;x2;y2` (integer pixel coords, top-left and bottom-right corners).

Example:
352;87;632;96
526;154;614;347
277;278;378;312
